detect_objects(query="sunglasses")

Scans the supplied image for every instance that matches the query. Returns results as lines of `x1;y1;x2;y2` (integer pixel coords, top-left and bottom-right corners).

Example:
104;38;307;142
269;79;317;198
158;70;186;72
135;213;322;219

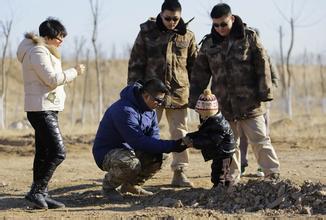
213;22;228;28
54;35;63;43
163;16;180;22
150;94;165;105
55;37;63;43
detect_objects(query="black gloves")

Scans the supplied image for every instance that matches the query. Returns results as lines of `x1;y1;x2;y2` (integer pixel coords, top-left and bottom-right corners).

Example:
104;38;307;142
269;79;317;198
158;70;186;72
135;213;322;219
170;138;192;153
186;131;214;150
259;89;273;102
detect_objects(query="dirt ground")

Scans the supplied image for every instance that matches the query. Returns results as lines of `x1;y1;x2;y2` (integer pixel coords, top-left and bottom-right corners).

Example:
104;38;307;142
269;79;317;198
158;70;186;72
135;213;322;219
0;115;325;219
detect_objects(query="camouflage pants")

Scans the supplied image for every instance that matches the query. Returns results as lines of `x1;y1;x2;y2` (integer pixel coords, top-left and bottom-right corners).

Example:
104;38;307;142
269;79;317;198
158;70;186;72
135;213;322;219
102;148;163;188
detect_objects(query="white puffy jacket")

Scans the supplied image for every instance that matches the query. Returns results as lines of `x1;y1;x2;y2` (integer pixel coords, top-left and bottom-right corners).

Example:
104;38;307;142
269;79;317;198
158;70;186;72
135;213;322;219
17;33;77;112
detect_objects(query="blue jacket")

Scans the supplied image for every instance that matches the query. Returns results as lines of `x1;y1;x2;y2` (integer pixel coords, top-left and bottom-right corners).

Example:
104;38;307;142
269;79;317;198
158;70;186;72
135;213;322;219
92;83;178;169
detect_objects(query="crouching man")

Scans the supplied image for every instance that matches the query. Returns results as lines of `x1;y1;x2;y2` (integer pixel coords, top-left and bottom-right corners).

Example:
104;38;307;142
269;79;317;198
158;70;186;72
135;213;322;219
92;79;190;200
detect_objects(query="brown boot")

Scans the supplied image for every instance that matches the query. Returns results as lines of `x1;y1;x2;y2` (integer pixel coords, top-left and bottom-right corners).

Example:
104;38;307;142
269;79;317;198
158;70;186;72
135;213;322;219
171;170;194;187
120;183;153;196
102;178;123;201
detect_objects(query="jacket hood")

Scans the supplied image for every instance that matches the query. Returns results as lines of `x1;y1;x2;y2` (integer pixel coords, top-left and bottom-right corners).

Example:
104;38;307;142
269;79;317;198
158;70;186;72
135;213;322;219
120;82;152;112
140;15;188;35
16;32;61;63
210;15;245;44
156;14;187;35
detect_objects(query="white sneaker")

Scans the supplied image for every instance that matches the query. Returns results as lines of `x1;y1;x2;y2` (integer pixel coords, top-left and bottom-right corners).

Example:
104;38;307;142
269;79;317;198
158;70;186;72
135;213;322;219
256;167;265;177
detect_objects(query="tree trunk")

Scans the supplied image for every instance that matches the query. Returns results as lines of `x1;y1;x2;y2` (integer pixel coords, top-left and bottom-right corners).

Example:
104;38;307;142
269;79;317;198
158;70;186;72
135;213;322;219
285;18;295;118
90;0;103;122
279;26;287;99
81;50;90;126
0;96;4;129
285;85;293;118
0;20;13;129
318;55;326;113
93;46;103;122
302;49;309;114
70;37;86;126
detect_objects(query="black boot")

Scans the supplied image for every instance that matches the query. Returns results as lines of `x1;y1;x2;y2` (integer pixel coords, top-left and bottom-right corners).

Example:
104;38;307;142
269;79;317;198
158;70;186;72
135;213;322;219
43;187;65;209
25;183;48;209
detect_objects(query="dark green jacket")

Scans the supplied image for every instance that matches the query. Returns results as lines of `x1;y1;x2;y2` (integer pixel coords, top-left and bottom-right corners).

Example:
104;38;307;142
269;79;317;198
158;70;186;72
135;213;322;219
189;15;273;121
128;15;198;108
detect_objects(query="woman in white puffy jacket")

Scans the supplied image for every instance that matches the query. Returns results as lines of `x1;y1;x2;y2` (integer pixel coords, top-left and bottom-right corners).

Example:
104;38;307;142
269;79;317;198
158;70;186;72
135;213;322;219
16;18;85;209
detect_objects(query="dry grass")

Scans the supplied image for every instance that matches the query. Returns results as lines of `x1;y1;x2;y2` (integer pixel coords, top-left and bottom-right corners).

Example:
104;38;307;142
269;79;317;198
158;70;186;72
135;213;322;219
3;59;326;133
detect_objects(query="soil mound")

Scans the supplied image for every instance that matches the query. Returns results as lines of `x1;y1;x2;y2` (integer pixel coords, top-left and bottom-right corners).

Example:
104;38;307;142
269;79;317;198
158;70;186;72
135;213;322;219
142;179;326;215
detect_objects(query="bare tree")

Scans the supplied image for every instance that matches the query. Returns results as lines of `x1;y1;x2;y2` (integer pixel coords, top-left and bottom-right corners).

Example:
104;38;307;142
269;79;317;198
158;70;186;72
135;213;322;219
81;49;90;126
302;49;310;113
70;36;86;126
278;26;286;97
317;55;326;113
284;17;294;118
90;0;103;122
274;0;324;117
0;19;13;129
273;1;295;117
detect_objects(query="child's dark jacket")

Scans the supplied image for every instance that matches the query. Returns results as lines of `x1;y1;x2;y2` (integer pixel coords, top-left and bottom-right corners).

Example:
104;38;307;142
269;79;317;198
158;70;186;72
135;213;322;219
187;113;236;161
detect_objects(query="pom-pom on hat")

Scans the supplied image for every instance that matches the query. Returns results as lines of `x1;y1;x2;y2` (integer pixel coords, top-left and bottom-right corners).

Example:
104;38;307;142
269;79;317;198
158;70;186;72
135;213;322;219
195;89;219;112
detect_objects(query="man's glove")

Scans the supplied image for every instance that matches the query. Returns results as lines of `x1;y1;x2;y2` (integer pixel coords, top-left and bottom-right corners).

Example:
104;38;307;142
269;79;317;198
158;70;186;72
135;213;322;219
170;138;191;153
259;90;273;102
182;136;193;148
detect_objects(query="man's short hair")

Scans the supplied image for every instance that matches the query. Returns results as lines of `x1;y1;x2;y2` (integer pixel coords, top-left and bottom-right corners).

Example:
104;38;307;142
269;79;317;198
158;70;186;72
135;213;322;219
39;17;67;39
210;3;232;19
142;79;169;96
161;0;182;12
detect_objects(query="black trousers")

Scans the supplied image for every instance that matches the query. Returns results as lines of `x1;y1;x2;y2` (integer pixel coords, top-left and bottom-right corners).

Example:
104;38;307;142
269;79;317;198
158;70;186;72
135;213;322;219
27;111;66;188
211;155;232;185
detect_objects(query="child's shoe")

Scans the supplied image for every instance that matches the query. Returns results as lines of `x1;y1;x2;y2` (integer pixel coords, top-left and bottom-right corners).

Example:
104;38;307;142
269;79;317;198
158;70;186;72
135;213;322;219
240;165;247;176
256;167;265;177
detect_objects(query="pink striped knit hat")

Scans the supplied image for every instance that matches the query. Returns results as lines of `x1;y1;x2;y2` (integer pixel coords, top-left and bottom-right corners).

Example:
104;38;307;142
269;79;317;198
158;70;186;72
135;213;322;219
195;89;219;112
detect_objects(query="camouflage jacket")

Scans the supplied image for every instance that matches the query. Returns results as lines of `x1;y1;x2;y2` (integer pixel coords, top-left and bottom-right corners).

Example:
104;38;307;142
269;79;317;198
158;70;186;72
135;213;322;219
189;15;273;121
128;15;198;108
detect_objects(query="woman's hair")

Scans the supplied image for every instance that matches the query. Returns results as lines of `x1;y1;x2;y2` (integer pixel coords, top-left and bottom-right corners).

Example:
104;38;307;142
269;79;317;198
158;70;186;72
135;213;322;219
39;17;67;39
161;0;182;12
210;3;232;19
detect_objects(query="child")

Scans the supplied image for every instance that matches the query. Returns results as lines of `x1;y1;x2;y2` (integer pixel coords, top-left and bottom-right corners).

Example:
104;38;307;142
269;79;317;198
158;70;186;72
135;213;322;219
186;89;236;187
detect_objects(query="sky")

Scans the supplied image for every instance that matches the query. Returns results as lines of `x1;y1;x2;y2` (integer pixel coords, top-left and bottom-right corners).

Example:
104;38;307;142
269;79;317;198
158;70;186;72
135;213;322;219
1;0;326;61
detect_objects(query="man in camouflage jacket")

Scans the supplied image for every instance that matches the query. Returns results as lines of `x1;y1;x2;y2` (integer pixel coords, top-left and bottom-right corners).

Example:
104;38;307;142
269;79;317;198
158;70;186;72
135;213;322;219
128;0;198;187
189;3;280;182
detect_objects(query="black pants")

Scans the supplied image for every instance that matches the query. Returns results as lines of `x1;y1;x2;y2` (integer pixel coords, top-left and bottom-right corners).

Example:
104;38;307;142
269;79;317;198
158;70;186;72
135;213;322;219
27;111;66;188
211;155;232;185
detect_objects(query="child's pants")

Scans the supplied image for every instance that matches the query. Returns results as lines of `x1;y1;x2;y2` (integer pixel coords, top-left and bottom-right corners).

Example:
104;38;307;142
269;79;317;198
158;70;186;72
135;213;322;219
211;156;232;186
